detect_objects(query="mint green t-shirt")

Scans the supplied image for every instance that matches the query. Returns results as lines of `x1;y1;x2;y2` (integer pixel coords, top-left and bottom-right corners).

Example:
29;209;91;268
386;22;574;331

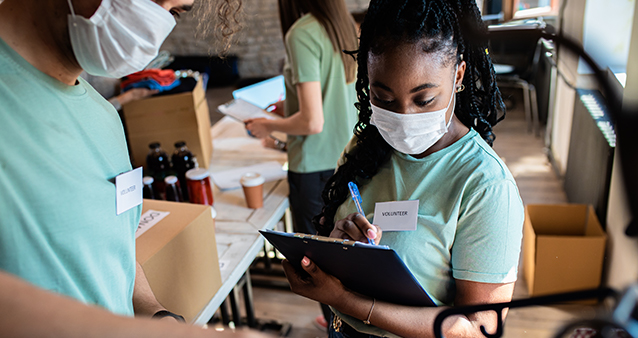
283;13;359;173
0;38;139;316
333;129;524;337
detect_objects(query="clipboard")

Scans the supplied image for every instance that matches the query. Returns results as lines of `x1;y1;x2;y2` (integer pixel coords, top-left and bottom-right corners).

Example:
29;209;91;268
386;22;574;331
232;75;285;109
259;229;436;307
217;98;280;122
217;99;286;142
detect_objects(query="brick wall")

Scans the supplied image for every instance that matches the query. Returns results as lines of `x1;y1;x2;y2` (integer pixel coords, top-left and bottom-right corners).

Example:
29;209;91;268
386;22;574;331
160;0;370;78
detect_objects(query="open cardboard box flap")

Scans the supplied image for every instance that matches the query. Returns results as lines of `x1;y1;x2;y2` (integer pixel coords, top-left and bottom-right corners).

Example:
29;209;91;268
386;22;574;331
136;199;221;322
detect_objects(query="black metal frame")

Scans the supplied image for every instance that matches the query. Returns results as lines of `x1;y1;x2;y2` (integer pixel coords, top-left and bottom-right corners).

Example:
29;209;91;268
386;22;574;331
433;288;618;338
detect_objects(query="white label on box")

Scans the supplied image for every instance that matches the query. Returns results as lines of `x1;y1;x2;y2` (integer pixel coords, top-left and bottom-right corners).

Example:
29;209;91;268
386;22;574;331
135;209;171;238
372;200;419;231
116;167;143;215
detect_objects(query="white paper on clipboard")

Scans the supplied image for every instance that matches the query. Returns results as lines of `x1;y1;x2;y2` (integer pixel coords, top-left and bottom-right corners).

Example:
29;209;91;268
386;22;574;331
217;98;280;122
217;99;286;142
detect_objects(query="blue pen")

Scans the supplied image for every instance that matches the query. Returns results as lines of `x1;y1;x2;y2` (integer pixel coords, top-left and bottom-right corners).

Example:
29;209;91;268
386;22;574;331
348;181;375;245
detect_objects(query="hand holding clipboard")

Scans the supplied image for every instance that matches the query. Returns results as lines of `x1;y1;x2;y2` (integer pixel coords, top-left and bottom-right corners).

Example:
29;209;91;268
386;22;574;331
259;229;435;307
260;181;433;307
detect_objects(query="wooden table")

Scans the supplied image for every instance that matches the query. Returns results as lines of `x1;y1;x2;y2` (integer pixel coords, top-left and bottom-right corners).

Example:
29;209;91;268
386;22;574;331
191;116;289;326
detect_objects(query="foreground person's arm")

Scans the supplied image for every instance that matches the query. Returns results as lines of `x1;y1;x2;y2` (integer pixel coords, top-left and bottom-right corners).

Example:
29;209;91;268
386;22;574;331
283;257;514;338
133;261;171;318
0;271;270;338
282;213;515;338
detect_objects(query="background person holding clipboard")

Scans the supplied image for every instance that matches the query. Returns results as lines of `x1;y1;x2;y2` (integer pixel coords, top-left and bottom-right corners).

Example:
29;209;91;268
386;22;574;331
244;0;359;329
281;0;525;337
244;0;359;236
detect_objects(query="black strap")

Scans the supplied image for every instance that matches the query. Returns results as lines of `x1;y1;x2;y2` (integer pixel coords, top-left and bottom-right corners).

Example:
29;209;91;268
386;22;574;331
339;319;375;338
152;310;185;322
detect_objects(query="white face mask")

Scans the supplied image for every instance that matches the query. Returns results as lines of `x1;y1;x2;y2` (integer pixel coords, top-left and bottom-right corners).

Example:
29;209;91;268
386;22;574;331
370;78;457;155
67;0;176;78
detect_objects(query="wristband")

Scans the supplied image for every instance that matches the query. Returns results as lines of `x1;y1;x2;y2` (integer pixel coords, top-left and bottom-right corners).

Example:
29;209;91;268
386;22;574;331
274;139;287;151
363;298;375;325
153;310;185;322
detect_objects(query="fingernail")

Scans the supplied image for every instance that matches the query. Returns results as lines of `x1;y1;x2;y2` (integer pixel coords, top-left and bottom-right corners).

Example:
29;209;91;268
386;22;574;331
302;256;310;266
367;229;377;239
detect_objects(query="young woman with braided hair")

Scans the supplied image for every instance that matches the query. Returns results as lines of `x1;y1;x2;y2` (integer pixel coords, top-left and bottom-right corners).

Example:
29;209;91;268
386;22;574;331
281;0;524;337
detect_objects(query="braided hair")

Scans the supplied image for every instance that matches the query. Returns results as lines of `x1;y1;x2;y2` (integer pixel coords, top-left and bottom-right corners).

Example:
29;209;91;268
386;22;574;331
314;0;505;236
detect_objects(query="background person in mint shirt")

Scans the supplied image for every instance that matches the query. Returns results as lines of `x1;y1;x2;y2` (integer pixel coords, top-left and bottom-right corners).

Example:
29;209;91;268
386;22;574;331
245;0;359;328
0;0;266;337
245;0;359;236
280;0;524;337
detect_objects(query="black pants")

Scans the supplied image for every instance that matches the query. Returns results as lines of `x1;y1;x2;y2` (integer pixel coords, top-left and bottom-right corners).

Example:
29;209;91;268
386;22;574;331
287;169;334;235
287;169;334;326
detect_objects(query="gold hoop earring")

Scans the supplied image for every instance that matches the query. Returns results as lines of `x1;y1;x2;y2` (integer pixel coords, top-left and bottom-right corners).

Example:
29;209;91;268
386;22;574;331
457;84;465;93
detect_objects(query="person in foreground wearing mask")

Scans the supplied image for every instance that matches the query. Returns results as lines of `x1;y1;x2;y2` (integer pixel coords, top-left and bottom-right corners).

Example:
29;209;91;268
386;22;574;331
0;0;265;336
281;0;524;337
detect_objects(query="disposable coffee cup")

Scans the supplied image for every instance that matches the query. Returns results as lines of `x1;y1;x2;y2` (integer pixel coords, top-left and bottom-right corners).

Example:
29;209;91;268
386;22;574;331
240;172;265;209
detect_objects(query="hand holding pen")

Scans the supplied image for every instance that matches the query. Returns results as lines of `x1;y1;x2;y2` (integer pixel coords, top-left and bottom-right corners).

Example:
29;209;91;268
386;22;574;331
329;182;381;245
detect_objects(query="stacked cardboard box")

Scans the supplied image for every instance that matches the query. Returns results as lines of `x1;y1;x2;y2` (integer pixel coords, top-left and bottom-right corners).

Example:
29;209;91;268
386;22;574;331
123;79;212;170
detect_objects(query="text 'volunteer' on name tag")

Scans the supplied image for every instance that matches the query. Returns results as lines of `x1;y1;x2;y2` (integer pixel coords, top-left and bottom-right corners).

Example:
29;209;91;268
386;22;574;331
372;200;419;231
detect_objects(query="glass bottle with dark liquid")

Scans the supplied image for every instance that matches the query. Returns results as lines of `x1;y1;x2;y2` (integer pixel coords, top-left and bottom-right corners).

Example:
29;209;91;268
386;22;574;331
171;141;196;202
164;175;183;202
142;176;159;200
146;142;170;199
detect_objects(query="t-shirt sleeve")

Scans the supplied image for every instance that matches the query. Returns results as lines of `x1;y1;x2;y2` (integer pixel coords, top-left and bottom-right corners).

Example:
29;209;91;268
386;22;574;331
451;180;524;283
285;25;321;84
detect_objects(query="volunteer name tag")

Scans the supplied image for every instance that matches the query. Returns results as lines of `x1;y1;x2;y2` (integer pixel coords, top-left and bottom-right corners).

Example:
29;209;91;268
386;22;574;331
373;200;419;231
115;167;143;215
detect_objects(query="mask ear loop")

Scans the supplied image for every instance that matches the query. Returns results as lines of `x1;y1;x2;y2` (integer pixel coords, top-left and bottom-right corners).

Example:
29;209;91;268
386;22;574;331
445;93;456;131
446;64;461;131
66;0;76;17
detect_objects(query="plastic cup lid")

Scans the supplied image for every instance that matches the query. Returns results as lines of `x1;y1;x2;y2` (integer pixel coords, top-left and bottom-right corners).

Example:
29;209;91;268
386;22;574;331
143;176;154;184
186;168;210;180
240;172;265;187
164;175;178;184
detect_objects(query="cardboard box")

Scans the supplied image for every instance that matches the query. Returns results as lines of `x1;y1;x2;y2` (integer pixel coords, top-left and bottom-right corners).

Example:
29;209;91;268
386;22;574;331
136;199;221;322
523;204;607;297
123;78;212;170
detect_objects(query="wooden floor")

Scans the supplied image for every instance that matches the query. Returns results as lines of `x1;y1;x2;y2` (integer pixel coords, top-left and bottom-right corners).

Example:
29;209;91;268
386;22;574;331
204;87;604;337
